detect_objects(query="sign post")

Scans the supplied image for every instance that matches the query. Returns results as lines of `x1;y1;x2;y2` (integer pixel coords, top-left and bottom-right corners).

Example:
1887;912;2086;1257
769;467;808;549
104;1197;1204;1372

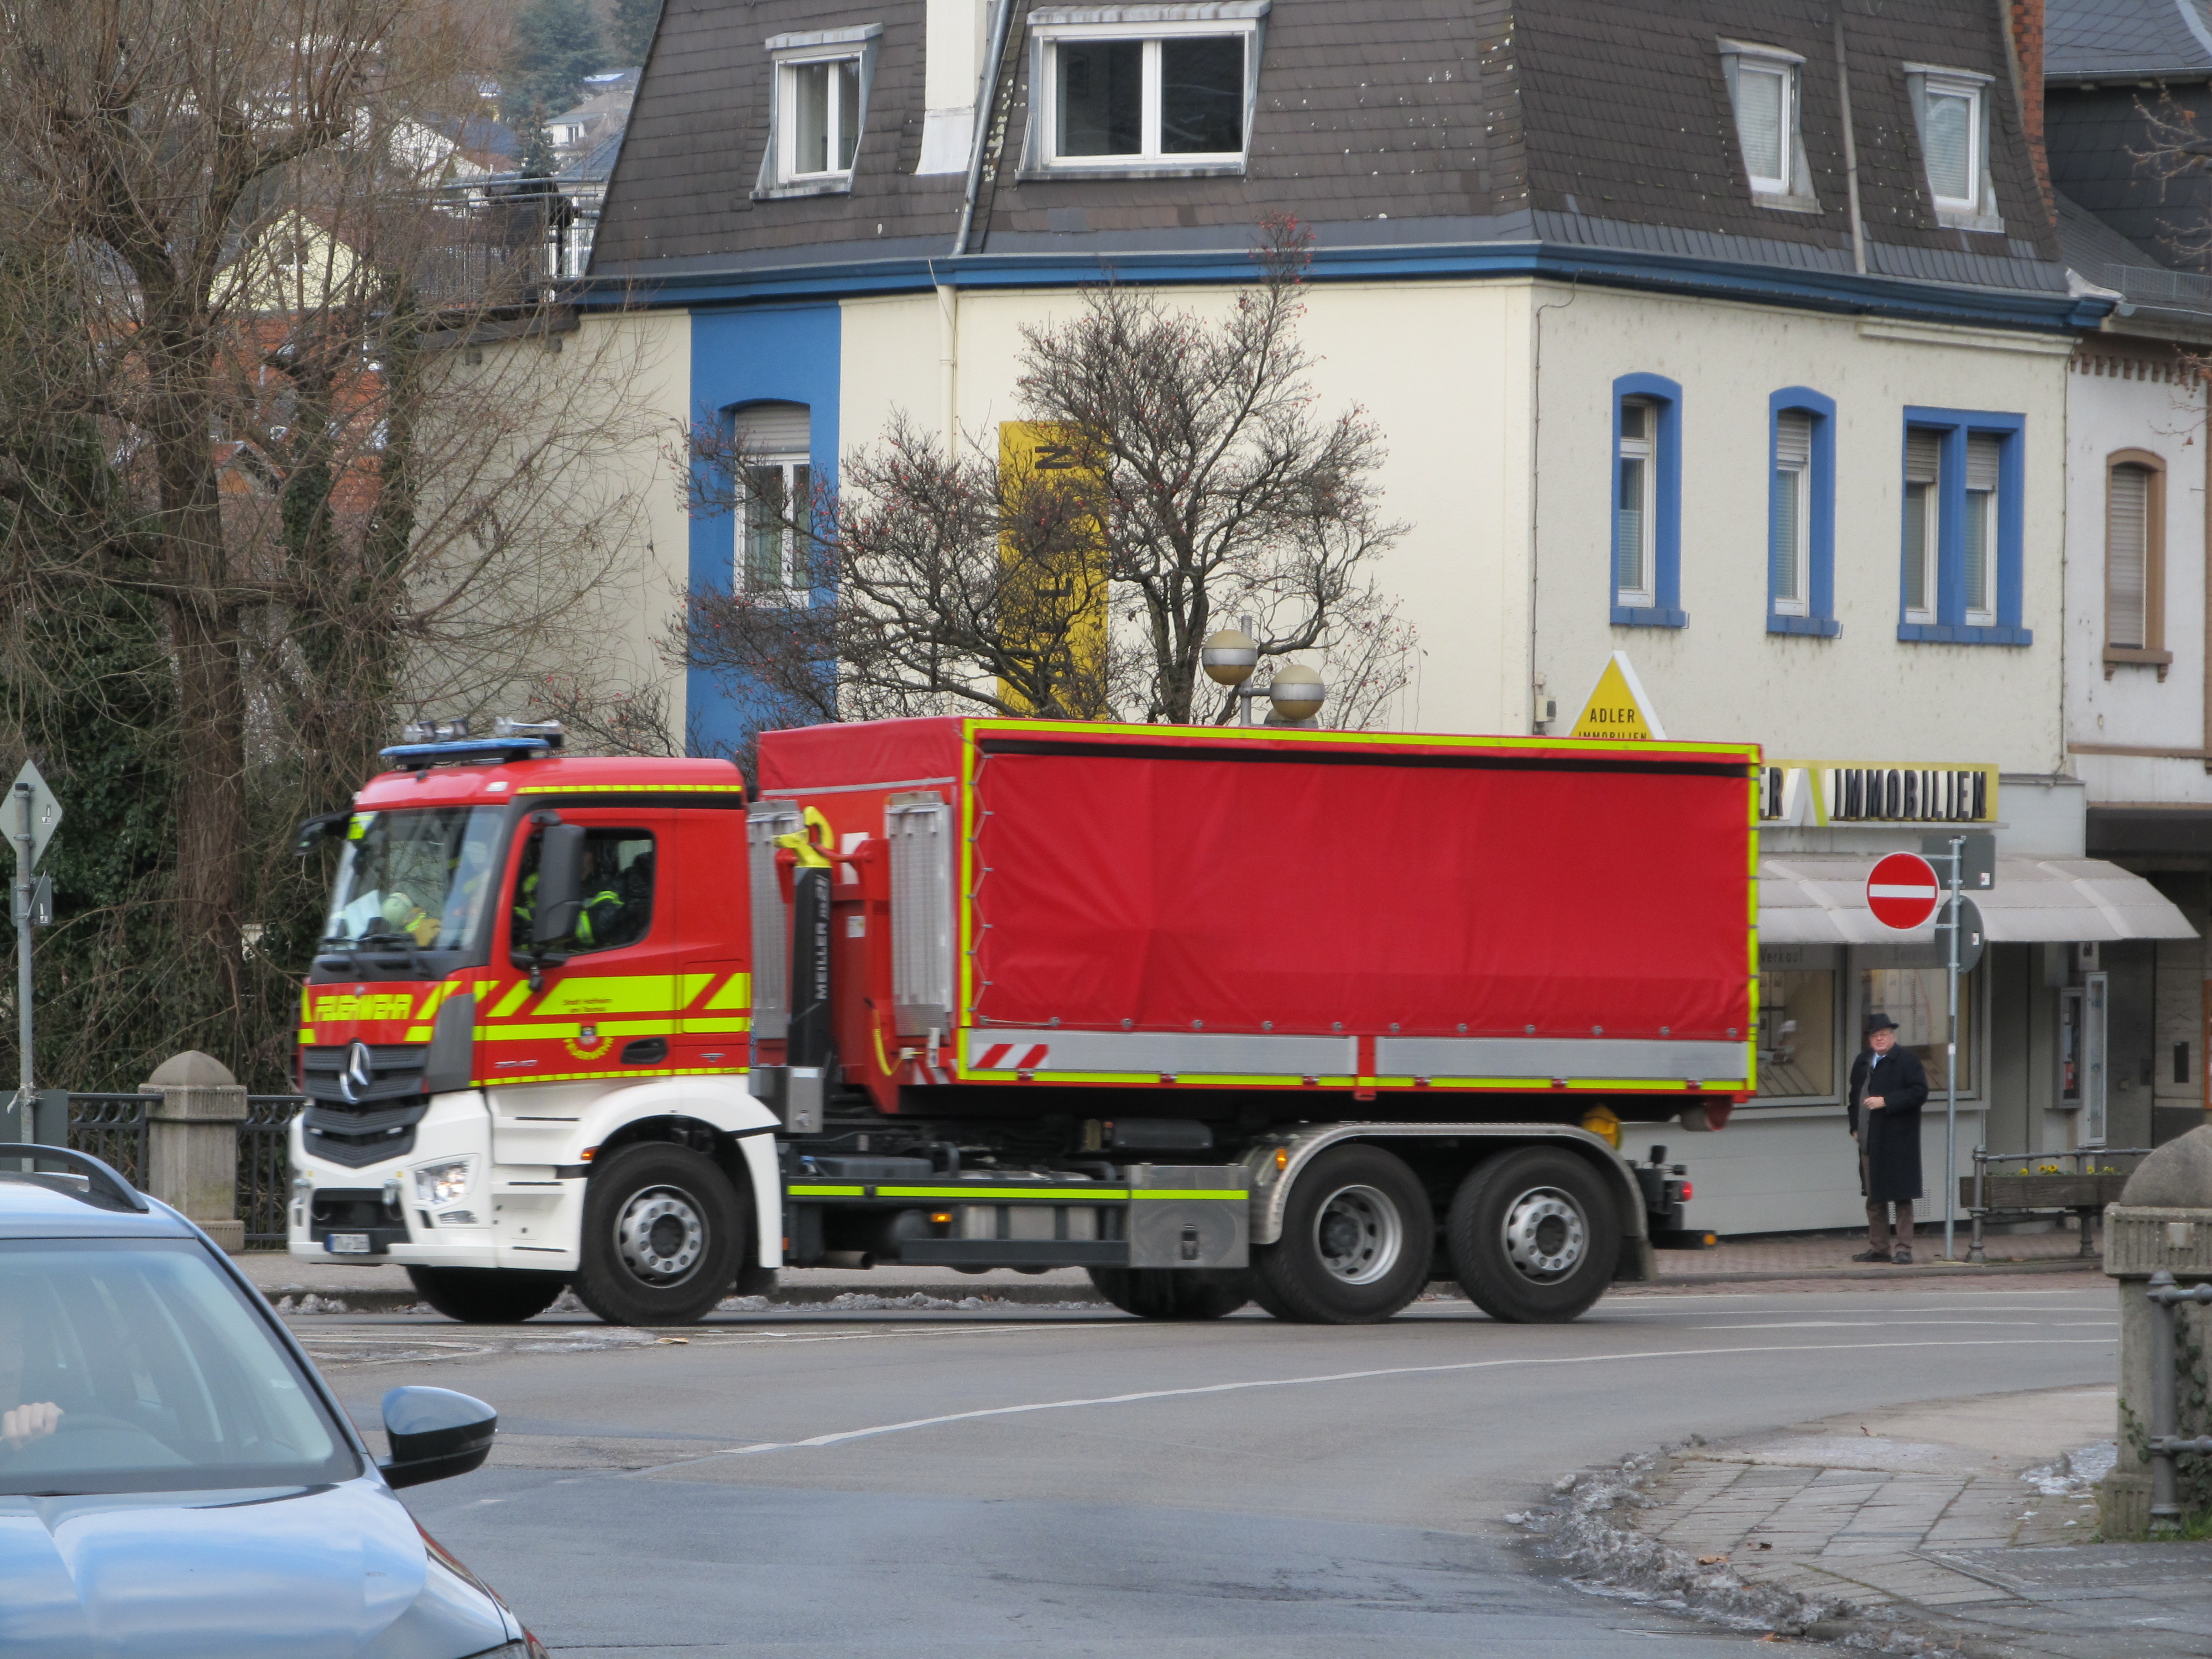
6;761;61;1140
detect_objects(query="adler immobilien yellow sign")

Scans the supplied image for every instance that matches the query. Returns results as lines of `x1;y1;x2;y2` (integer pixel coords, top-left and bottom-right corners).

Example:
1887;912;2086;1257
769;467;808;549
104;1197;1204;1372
1570;651;1668;741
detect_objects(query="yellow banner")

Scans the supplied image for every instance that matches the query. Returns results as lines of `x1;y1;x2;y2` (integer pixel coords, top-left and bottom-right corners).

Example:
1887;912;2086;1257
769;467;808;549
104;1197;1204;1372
998;421;1109;717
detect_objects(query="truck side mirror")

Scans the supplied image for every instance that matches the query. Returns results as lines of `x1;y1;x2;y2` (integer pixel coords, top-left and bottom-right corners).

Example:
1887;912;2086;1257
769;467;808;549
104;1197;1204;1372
378;1385;497;1489
293;811;350;857
531;825;587;948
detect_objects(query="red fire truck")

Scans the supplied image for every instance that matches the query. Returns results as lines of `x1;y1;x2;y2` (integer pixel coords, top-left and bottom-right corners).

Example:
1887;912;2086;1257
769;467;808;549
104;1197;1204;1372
289;716;1755;1326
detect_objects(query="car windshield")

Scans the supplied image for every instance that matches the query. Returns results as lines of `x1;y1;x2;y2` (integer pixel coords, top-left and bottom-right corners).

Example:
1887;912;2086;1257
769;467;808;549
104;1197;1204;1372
324;806;504;953
0;1238;360;1496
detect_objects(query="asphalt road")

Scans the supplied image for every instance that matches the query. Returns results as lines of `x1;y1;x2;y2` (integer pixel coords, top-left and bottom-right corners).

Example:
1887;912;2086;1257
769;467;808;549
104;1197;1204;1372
298;1281;2117;1657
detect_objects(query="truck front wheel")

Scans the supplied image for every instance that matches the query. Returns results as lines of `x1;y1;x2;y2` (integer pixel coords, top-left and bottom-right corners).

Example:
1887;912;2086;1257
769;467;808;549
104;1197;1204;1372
405;1266;568;1324
574;1144;745;1326
1251;1145;1431;1324
1087;1267;1252;1319
1446;1147;1618;1324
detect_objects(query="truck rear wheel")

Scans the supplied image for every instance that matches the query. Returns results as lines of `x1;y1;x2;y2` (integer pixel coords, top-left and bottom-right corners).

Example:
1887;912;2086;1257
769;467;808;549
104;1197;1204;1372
405;1266;568;1324
1251;1145;1431;1324
1087;1267;1251;1320
1447;1147;1618;1324
574;1143;745;1326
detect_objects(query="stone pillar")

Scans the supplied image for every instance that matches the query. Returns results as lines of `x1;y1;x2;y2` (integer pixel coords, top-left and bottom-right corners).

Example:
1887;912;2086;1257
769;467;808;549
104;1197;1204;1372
2097;1126;2212;1537
142;1050;248;1253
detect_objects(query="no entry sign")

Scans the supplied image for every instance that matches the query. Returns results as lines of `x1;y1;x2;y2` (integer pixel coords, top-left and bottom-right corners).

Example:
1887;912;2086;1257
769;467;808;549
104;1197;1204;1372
1866;852;1942;930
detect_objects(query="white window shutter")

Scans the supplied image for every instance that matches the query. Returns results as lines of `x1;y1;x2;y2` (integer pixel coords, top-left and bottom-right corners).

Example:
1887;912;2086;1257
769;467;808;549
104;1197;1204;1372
733;401;811;457
1776;409;1813;468
1965;432;2001;492
2109;466;2149;650
1905;429;1941;484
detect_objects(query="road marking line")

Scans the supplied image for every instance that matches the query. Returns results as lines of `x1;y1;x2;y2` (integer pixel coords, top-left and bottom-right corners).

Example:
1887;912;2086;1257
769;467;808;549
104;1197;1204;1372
1693;1319;2115;1330
631;1337;2111;1470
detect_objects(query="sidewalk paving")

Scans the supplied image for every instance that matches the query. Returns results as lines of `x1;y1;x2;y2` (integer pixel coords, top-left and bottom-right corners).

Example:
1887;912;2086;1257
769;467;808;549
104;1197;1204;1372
1544;1389;2212;1658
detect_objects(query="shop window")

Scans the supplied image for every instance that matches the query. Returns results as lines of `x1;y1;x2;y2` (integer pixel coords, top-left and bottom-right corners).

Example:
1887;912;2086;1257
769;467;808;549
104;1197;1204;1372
1611;373;1684;627
1768;388;1837;635
2105;450;2170;676
1027;3;1265;175
1756;964;1837;1098
1859;966;1976;1094
1897;410;2028;645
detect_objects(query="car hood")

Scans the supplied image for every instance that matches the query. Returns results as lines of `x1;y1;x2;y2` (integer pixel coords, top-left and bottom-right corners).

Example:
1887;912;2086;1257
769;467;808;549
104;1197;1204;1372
0;1476;512;1659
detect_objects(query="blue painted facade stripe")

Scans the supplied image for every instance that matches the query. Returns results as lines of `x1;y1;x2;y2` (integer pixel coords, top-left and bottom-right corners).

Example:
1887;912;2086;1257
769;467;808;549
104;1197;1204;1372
686;303;842;758
583;242;2111;335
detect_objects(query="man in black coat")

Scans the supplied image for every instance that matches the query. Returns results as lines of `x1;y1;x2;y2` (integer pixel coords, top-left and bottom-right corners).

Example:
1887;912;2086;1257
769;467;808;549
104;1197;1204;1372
1848;1014;1930;1264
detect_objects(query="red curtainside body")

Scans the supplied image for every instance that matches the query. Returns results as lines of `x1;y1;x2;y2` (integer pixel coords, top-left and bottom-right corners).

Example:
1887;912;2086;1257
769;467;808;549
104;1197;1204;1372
755;717;1759;1116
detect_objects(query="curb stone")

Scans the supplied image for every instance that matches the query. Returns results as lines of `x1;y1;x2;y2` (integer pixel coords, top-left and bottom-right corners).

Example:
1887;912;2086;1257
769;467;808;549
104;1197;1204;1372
1512;1443;1980;1654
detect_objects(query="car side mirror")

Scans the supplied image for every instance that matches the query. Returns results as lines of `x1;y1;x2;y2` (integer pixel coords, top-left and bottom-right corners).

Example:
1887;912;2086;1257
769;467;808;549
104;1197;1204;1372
379;1386;498;1489
530;825;587;950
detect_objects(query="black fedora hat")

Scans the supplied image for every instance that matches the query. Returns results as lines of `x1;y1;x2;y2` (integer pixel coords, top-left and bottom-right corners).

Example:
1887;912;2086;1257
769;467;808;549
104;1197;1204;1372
1864;1013;1899;1034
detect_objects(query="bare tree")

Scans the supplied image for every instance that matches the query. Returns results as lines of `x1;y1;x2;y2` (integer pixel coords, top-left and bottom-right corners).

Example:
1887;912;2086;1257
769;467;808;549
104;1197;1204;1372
0;0;666;1086
680;219;1411;749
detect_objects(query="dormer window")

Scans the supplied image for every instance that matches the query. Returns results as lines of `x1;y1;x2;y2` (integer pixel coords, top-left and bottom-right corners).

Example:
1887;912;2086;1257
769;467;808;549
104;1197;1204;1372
1904;64;1999;230
1719;41;1814;209
1025;2;1266;177
756;25;880;198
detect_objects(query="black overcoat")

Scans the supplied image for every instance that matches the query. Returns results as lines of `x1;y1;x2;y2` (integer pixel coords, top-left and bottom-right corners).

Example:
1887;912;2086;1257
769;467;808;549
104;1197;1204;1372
1848;1044;1929;1203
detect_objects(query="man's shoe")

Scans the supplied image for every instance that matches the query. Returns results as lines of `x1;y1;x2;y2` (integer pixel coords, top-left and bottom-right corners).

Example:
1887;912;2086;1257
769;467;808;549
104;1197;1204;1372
1892;1246;1914;1265
1850;1248;1888;1262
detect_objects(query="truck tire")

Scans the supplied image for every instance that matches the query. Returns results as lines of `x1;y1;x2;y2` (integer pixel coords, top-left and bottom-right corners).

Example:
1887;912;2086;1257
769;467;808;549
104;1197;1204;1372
404;1266;568;1324
573;1143;745;1326
1447;1147;1619;1324
1250;1145;1431;1324
1087;1267;1252;1320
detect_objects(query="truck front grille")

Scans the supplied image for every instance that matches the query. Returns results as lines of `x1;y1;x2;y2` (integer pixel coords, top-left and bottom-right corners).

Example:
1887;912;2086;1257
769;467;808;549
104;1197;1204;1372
301;1044;429;1167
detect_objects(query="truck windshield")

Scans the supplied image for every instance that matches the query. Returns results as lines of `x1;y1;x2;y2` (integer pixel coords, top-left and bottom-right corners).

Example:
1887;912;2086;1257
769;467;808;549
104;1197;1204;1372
0;1237;359;1496
322;806;504;954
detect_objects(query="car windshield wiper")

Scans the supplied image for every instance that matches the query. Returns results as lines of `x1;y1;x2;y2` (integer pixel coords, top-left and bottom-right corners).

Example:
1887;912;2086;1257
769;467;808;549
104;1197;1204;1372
316;933;363;968
355;927;433;980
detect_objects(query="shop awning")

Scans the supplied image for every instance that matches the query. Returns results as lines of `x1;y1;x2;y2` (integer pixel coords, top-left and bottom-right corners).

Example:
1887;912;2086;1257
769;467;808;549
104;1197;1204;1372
1759;855;2198;945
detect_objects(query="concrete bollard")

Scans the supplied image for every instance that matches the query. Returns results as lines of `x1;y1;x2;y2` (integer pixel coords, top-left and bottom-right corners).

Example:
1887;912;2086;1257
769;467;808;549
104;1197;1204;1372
2097;1125;2212;1538
140;1050;248;1253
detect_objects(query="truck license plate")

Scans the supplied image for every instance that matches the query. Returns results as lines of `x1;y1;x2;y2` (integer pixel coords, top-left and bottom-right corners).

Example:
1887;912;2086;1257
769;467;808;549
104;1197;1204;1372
326;1233;372;1255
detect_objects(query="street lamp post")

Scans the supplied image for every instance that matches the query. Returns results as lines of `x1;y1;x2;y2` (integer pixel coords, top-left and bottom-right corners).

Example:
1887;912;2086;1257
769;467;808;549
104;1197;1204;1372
1201;623;1328;726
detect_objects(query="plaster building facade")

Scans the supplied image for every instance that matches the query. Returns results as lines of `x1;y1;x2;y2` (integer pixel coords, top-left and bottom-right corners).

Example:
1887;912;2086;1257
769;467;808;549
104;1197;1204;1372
554;0;2203;1233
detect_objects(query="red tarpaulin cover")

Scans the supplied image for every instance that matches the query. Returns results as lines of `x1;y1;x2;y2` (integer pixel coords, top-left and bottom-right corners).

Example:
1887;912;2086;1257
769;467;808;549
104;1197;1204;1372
969;733;1752;1041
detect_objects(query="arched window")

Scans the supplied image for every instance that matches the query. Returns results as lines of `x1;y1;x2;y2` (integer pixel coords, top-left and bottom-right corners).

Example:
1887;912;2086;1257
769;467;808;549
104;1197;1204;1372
2104;451;2168;676
731;401;811;592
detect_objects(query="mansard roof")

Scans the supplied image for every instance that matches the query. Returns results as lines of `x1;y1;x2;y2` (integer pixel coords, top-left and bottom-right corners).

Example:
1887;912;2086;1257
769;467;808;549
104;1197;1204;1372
2047;0;2212;82
592;0;2072;318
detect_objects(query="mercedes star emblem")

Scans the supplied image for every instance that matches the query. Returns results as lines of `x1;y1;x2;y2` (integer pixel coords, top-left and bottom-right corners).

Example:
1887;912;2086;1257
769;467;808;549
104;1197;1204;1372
338;1040;375;1104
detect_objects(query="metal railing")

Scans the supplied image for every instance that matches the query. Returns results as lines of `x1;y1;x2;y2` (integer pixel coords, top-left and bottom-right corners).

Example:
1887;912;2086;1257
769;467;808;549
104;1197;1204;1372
65;1094;149;1191
2145;1272;2212;1534
2076;259;2212;313
240;1095;307;1248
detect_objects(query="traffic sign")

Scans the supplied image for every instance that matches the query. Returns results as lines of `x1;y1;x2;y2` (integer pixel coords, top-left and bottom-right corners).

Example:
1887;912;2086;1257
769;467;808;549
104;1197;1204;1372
1922;830;1995;893
4;761;61;871
1941;895;1985;973
1866;852;1942;930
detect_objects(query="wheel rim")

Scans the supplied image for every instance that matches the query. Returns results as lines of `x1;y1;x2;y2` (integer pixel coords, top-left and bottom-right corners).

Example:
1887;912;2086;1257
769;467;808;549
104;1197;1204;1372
614;1185;707;1286
1311;1183;1404;1285
1501;1186;1587;1282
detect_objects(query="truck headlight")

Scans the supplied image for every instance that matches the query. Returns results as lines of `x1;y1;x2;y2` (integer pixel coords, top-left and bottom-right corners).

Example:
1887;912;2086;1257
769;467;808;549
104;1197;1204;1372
413;1159;473;1207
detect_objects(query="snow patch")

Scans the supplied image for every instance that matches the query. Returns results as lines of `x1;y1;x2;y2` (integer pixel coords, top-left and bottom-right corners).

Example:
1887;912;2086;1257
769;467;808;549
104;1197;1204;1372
2022;1440;2117;1497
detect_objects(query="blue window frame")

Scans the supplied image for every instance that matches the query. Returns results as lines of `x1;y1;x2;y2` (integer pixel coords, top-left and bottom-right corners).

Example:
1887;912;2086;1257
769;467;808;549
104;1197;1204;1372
1610;373;1685;627
1896;408;2029;645
1768;387;1838;637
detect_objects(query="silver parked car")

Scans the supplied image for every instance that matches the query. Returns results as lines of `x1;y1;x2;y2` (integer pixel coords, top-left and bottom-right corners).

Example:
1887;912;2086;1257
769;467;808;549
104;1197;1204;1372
0;1144;546;1659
